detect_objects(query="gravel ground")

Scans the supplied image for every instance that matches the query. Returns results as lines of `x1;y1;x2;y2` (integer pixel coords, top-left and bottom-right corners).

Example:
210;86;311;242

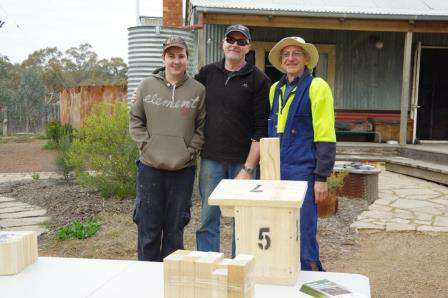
2;179;136;258
0;139;58;173
327;232;448;298
318;197;370;265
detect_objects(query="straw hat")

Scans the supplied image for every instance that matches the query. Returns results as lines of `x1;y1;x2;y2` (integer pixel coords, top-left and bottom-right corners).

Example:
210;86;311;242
268;37;319;72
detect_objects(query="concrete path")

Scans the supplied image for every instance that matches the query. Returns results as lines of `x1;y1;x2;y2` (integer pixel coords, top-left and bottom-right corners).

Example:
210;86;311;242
351;171;448;232
0;195;49;235
0;172;61;184
0;173;57;235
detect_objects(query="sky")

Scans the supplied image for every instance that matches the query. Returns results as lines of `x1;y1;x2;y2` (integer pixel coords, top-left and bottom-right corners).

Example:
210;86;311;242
0;0;163;64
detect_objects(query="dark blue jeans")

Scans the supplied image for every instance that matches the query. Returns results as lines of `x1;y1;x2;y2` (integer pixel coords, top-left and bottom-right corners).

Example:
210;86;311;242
300;179;324;271
133;161;195;262
196;158;258;257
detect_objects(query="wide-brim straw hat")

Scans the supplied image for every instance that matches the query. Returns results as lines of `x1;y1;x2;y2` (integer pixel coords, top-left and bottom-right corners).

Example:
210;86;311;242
268;37;319;73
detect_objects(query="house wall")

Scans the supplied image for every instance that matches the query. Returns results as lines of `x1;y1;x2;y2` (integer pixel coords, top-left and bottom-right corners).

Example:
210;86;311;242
415;33;448;47
252;28;407;111
201;24;448;111
202;24;405;111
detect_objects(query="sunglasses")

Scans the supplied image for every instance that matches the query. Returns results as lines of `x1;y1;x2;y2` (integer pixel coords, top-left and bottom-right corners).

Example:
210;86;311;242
225;36;249;46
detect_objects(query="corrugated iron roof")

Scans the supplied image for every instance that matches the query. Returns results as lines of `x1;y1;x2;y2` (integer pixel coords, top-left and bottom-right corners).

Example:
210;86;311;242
190;0;448;19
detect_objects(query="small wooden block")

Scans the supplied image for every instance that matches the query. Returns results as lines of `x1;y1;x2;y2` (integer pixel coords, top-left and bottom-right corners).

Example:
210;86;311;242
211;268;228;298
0;231;38;275
195;252;225;298
227;254;255;298
259;138;280;180
163;250;191;298
216;258;233;270
180;251;208;298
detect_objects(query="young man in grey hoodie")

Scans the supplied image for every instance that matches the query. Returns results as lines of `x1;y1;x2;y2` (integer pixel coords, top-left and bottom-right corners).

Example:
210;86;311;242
129;36;206;261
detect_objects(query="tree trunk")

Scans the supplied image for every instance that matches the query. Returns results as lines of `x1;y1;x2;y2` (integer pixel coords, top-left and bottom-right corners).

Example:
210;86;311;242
2;107;7;136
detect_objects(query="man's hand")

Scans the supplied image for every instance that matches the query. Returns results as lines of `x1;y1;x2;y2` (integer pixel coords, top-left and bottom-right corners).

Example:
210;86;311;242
314;181;328;204
235;169;252;180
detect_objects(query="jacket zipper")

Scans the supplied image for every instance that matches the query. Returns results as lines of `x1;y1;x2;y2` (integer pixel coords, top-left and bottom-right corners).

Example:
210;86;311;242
224;68;252;86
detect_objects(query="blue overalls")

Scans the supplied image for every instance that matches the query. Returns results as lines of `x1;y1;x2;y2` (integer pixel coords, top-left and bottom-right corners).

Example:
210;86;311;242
268;73;324;271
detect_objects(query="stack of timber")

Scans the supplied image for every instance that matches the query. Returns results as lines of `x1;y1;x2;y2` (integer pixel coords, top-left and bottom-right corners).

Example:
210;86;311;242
0;231;38;275
163;250;255;298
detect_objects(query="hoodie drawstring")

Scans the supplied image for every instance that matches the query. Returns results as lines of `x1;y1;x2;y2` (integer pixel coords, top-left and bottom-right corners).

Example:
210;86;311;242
171;84;176;101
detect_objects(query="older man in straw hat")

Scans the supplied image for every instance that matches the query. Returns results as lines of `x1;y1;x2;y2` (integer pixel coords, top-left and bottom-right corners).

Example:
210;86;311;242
267;37;336;271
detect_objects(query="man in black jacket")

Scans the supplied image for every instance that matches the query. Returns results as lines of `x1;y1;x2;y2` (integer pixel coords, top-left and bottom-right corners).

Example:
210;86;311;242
195;24;270;256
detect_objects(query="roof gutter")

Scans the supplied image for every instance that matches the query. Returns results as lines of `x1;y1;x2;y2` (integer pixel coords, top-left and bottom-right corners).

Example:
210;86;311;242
193;6;448;22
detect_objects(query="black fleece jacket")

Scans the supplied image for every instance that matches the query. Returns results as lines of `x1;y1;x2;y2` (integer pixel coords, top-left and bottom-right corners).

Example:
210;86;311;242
195;59;270;163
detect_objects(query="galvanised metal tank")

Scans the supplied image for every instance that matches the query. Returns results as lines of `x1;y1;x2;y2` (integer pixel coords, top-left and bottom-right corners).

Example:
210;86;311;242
127;18;197;101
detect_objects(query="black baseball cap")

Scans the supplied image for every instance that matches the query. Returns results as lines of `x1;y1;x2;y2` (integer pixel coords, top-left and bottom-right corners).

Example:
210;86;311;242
224;24;251;41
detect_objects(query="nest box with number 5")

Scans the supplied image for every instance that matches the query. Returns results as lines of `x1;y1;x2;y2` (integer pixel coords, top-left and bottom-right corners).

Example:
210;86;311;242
209;179;306;286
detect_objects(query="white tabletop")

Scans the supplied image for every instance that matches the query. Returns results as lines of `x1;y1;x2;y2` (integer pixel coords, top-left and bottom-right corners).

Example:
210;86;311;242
0;257;370;297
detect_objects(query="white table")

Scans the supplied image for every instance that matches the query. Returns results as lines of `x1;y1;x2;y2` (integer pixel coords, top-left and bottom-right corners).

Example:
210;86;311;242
0;257;371;297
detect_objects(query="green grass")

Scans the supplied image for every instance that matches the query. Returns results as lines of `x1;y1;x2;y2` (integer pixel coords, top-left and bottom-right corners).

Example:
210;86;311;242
0;133;46;143
56;218;101;241
42;139;58;150
34;132;48;140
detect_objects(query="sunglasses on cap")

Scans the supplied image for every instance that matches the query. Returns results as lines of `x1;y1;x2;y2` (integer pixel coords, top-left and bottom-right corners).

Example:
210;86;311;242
225;36;249;46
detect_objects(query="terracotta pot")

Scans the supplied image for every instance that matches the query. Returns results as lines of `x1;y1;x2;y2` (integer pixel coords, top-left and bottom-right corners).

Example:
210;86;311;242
317;190;338;218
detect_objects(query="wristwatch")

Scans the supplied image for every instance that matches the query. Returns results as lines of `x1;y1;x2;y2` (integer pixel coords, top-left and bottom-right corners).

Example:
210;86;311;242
242;165;254;175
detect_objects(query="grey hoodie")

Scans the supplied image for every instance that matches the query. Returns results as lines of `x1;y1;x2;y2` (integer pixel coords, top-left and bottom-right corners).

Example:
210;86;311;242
129;68;206;171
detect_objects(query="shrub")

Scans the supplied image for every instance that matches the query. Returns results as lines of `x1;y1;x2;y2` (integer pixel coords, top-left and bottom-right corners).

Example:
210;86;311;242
66;102;138;198
56;218;101;240
327;170;348;191
55;135;74;181
45;121;73;149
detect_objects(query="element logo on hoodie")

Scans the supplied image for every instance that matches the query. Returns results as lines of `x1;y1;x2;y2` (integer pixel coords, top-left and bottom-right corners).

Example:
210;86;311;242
143;93;200;110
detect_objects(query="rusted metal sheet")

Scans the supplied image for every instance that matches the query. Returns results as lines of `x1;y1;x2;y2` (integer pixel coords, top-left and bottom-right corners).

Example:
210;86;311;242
60;85;127;128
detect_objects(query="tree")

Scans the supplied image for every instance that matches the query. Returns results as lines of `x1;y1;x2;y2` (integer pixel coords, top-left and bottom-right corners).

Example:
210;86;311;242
20;44;127;89
0;56;20;110
17;68;46;132
21;47;66;100
62;43;98;86
94;57;128;85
